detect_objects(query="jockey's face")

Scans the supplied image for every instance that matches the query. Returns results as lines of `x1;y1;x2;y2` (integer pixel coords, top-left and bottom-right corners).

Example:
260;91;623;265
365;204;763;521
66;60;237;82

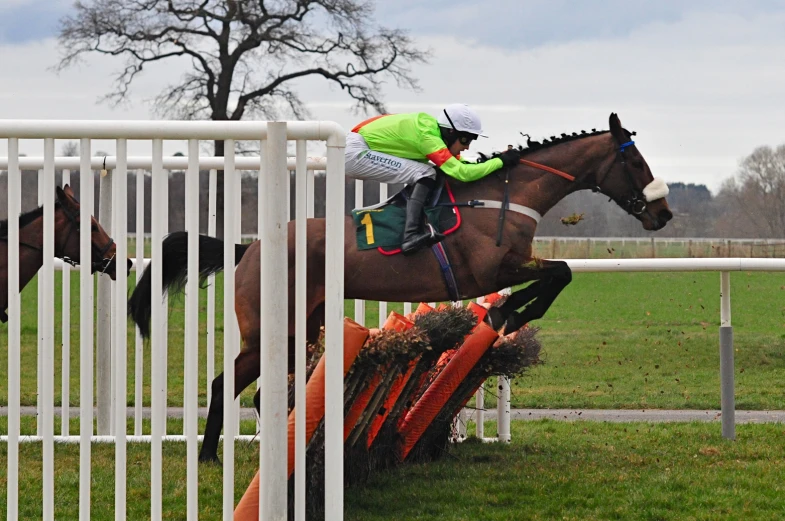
449;140;468;156
449;133;476;156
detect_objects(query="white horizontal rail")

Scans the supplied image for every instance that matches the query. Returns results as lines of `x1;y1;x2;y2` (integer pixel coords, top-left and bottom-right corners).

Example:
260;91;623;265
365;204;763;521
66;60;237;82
564;258;785;272
0;119;343;141
0;156;327;170
0;435;259;444
536;236;785;244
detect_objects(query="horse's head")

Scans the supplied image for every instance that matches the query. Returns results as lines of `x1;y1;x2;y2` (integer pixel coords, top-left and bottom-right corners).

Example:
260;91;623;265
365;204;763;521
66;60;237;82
55;184;132;280
593;113;673;231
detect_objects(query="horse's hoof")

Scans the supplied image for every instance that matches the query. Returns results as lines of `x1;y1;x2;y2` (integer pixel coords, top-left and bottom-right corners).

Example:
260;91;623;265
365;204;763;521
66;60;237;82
486;307;505;331
198;453;222;465
503;312;526;334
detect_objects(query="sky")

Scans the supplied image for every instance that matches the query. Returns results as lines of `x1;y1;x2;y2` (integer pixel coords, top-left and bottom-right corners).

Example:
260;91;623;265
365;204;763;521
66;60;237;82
2;1;785;194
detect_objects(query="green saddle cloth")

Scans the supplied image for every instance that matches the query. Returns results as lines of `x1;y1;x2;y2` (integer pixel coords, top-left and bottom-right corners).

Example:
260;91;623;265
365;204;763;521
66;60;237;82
352;203;444;250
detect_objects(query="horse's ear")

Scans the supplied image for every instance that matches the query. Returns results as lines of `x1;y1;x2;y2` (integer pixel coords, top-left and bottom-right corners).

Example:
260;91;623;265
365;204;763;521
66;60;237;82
609;113;625;142
56;185;66;204
63;184;75;198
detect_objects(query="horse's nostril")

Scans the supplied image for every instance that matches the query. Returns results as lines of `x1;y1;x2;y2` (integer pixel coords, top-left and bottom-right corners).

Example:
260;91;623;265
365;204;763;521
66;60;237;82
659;209;673;223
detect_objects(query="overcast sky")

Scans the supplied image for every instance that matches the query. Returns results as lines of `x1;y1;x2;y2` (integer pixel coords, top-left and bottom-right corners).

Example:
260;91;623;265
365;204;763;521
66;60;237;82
2;0;785;194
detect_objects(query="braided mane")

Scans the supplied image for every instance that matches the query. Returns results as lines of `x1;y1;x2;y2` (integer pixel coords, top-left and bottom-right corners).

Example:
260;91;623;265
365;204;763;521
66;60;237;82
479;126;634;161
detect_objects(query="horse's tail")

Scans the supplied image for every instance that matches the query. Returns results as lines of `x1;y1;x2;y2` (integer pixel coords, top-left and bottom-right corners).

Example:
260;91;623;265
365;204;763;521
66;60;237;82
127;231;251;338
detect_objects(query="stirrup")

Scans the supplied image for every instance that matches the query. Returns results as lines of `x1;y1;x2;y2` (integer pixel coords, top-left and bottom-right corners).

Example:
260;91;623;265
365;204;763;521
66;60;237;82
425;223;446;242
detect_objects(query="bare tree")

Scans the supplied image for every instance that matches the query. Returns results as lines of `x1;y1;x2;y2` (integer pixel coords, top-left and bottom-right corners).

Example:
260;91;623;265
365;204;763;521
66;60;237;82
716;145;785;238
57;1;427;235
56;0;428;156
61;141;79;157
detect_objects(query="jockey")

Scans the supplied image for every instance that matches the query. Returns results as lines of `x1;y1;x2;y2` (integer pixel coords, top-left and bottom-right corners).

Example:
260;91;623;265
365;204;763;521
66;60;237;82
346;103;521;255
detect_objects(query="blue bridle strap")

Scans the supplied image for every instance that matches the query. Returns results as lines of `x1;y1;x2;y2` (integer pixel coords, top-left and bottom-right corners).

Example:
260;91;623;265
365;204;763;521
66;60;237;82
619;140;635;152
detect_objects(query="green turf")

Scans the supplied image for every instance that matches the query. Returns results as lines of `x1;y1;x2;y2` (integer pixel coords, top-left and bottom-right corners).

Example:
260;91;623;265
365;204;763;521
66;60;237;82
2;270;784;413
344;420;785;521
2;420;784;520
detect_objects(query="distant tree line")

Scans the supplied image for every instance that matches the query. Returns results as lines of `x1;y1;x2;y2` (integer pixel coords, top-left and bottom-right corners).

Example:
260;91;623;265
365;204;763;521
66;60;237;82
1;144;784;238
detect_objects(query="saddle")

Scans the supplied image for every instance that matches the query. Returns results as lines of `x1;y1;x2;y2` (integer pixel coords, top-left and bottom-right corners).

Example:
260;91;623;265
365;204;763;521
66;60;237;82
351;176;461;254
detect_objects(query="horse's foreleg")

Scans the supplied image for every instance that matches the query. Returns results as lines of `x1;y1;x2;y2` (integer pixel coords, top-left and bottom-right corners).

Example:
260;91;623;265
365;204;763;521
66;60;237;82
198;348;261;463
486;281;543;330
496;260;572;334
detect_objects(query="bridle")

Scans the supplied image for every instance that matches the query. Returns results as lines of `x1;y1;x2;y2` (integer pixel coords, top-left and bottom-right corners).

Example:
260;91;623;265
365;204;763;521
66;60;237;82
3;202;116;274
593;139;650;216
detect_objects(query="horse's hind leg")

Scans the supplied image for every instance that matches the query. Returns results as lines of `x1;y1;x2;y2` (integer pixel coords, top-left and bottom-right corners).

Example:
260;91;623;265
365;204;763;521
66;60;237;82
198;348;261;463
494;260;572;334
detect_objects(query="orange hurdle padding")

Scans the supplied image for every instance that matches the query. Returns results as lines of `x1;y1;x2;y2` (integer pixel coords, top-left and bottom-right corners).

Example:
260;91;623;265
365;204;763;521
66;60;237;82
481;292;503;307
466;301;488;324
408;302;435;320
366;361;416;446
396;321;499;461
343;312;414;440
234;318;369;520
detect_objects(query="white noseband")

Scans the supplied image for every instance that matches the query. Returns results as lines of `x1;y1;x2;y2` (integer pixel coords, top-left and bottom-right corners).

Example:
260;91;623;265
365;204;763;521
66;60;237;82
643;178;669;202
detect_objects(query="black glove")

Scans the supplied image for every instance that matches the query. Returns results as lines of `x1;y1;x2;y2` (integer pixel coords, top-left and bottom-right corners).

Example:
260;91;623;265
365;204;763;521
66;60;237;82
498;149;521;168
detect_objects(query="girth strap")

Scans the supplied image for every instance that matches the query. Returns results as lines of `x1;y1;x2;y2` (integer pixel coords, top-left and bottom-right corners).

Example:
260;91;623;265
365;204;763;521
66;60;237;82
468;200;542;223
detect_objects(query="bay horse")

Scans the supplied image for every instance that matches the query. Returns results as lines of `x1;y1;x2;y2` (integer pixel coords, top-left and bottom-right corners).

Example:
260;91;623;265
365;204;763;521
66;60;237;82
1;184;127;321
128;113;673;462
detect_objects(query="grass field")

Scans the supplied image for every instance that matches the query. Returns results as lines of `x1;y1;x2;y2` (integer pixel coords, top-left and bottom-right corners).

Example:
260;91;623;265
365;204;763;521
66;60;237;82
1;420;784;520
1;248;785;519
1;269;785;425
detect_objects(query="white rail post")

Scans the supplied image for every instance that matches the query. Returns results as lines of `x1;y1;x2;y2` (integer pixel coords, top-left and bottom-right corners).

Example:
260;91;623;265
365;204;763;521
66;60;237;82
42;138;56;521
222;140;238;520
184;138;200;519
37;169;43;437
206;169;218;406
720;271;735;440
150;139;165;521
61;169;71;436
113;138;129;521
97;166;113;435
78;138;95;521
378;182;388;326
354;179;365;325
497;376;511;443
294;140;308;521
259;122;289;520
134;168;145;436
7;137;21;521
325;126;346;521
475;384;485;439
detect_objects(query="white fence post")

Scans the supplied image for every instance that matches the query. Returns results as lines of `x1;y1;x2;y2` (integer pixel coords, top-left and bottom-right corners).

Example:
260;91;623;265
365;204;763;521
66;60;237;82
113;138;129;520
259;122;290;520
6;137;21;521
61;169;71;437
97;167;113;435
720;271;735;440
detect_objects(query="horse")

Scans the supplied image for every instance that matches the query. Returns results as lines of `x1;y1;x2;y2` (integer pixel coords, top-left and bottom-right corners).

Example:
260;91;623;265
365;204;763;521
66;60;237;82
128;113;673;462
0;184;128;321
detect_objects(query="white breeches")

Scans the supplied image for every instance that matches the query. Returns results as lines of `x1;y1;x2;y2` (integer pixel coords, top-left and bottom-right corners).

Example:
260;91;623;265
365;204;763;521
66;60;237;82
344;132;436;185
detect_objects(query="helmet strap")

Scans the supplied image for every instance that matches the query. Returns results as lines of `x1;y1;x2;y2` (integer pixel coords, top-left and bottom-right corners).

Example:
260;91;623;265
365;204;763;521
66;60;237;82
440;127;459;147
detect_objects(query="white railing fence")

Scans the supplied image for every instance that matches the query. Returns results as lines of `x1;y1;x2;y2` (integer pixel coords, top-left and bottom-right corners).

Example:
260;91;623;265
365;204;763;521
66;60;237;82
2;119;346;521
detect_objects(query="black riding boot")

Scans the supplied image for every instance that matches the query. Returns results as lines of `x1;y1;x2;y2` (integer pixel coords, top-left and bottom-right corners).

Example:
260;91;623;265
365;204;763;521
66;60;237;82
401;179;445;255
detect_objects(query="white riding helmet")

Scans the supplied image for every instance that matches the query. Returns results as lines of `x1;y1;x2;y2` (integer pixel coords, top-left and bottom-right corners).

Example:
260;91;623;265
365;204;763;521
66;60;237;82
437;103;488;137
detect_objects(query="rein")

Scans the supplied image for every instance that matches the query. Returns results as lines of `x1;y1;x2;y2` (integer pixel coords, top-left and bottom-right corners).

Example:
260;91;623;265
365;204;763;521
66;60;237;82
518;159;575;182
